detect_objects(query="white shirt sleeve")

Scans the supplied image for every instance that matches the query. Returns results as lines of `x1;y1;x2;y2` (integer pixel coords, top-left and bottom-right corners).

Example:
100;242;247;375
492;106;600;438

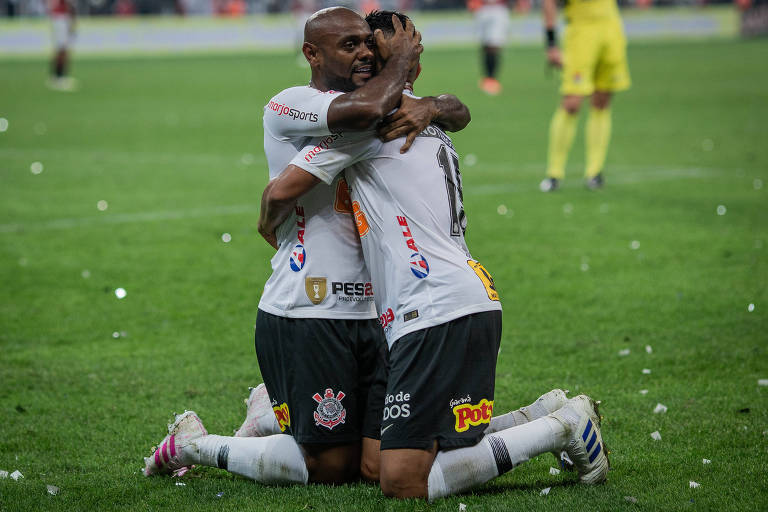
289;130;382;185
263;86;345;139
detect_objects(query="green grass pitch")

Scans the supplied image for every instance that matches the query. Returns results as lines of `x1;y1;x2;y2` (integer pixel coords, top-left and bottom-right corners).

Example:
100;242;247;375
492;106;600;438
1;37;767;511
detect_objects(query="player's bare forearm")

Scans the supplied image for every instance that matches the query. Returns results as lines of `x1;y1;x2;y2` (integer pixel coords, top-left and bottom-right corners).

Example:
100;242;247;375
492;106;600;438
542;0;558;30
432;94;471;132
258;166;322;250
327;16;423;132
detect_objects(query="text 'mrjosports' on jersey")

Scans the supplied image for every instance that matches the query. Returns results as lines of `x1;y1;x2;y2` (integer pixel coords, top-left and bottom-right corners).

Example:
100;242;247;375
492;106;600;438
290;122;502;348
260;85;377;320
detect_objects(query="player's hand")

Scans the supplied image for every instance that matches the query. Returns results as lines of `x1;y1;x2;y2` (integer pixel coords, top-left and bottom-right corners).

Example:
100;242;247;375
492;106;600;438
547;47;562;68
374;15;423;69
378;94;436;153
260;229;279;250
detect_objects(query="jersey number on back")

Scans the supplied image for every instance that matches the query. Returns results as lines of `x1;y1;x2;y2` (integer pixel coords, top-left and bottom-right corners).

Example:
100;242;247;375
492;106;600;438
467;260;500;301
436;145;467;237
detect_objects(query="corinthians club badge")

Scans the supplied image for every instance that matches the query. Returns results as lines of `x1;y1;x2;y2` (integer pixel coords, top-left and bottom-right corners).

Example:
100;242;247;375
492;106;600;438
305;277;327;305
313;388;346;430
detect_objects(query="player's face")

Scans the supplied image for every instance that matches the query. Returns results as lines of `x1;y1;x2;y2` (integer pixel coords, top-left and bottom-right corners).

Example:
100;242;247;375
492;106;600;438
315;20;375;92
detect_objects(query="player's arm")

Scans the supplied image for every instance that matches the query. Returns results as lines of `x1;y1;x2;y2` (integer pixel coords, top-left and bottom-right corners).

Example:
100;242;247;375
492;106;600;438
542;0;561;68
326;16;423;132
377;94;471;153
258;167;321;249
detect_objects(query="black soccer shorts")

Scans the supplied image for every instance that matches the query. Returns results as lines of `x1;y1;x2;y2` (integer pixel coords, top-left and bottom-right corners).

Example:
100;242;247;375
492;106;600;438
380;310;502;451
254;309;387;445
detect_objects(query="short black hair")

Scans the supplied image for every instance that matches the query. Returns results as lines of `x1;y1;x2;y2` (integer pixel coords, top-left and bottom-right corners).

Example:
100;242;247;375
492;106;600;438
364;10;409;36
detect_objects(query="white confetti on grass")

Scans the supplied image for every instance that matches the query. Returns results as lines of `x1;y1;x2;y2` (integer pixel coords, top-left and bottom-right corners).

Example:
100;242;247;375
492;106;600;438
754;178;764;190
562;203;573;215
46;485;60;495
645;345;653;354
175;482;186;486
654;403;668;414
97;200;109;211
549;467;560;475
629;240;640;250
618;348;630;356
580;262;589;272
496;204;508;215
0;470;7;479
624;496;638;504
81;269;91;279
689;481;700;488
10;470;23;480
30;162;43;174
650;431;662;441
221;232;232;243
463;154;477;167
640;389;649;395
0;117;8;132
716;205;727;216
702;459;711;465
748;303;755;312
115;288;127;299
540;487;551;496
459;504;467;512
240;153;255;165
758;379;768;386
642;368;652;374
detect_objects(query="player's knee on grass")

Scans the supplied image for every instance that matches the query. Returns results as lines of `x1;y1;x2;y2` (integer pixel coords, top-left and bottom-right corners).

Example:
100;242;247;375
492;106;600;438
379;447;437;499
301;442;361;484
591;90;612;109
360;437;381;482
561;95;583;115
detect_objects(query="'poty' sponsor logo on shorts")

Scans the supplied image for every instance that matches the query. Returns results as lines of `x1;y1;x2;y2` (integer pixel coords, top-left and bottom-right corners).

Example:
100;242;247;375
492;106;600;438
272;403;291;432
332;281;374;302
266;100;319;122
453;398;493;432
303;133;343;163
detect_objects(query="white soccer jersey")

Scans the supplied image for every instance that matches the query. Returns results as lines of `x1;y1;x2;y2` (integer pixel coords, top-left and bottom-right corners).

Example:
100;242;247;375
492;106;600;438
290;123;502;347
259;85;377;320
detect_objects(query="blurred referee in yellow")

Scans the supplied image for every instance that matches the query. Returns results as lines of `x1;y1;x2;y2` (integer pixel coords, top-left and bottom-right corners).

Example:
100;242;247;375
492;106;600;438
539;0;631;191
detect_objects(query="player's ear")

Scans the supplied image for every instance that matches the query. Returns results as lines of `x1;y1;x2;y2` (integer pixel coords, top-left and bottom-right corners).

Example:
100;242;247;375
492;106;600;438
302;42;318;66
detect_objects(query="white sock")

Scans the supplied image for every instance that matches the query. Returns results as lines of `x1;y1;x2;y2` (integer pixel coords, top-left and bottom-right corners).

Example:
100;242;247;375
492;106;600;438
185;434;308;485
486;399;556;433
427;416;566;501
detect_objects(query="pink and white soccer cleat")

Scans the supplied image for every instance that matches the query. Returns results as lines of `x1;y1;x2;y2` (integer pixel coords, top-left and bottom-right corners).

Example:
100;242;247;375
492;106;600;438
234;383;280;437
143;410;207;476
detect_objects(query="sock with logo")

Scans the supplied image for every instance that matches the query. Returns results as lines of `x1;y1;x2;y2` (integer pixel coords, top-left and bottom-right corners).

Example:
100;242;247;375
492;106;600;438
546;107;579;180
585;106;612;178
186;434;308;485
427;417;566;501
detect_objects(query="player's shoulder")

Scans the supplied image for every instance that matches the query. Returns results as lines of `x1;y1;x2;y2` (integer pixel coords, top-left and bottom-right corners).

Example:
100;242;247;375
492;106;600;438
268;85;343;106
416;124;455;151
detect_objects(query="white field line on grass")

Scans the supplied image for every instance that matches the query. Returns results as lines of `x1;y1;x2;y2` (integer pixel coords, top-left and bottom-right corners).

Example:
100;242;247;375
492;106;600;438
0;164;731;234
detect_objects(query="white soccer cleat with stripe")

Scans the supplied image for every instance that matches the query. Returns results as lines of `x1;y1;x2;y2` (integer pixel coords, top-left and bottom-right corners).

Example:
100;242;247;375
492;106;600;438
234;383;279;437
551;395;610;484
143;410;207;476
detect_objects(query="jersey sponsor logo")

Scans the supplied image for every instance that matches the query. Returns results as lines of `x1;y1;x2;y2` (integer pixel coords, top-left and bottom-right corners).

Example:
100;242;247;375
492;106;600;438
312;388;346;430
334;178;353;213
303;133;343;163
453;398;494;433
352;201;369;237
295;205;306;244
417;124;455;151
467;260;500;301
383;391;411;420
403;309;419;322
266;100;319;123
272;402;291;432
379;307;395;330
289;244;306;272
331;281;374;302
397;216;430;279
305;277;327;305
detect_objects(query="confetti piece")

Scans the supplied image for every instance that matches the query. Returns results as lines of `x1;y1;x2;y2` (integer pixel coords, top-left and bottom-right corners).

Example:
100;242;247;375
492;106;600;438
115;288;127;299
580;262;589;272
618;348;630;356
221;233;232;243
748;303;756;312
464;154;477;167
10;470;23;481
0;118;8;132
650;431;662;441
563;203;573;215
30;162;43;175
645;345;653;354
716;205;727;216
642;369;651;374
81;270;91;279
459;504;467;512
624;496;638;504
754;178;764;190
216;491;225;498
630;240;640;250
640;389;649;395
549;467;560;475
240;153;255;165
702;459;711;465
540;487;551;496
758;379;768;386
175;482;186;486
97;200;109;211
0;470;7;479
689;481;700;489
654;403;668;414
46;485;60;495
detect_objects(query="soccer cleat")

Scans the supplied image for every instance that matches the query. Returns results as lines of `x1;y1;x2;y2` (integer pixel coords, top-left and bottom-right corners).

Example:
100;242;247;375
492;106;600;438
479;77;502;95
234;383;278;437
551;395;610;484
539;177;559;192
143;410;207;476
586;173;604;190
